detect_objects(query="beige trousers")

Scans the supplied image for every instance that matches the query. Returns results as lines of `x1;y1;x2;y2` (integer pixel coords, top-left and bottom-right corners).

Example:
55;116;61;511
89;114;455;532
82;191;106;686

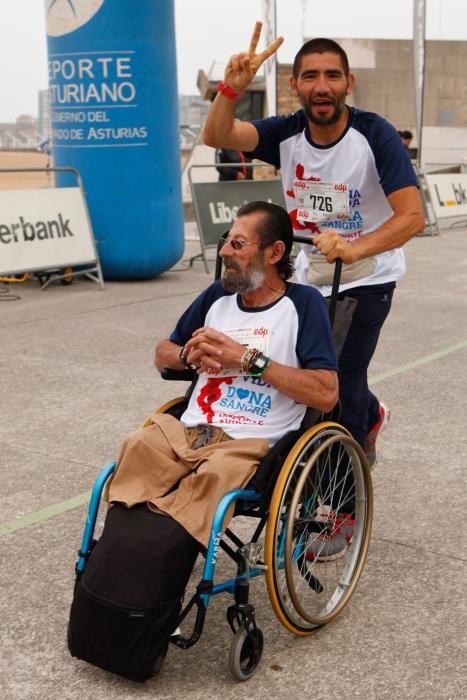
105;413;269;547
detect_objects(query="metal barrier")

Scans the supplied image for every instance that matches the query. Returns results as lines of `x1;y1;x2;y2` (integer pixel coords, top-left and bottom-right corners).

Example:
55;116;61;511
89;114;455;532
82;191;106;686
423;171;467;222
415;167;441;237
0;167;104;290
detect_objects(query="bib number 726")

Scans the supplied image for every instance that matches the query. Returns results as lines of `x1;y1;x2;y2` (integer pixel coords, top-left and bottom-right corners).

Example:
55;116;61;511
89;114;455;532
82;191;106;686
307;194;333;213
293;179;350;223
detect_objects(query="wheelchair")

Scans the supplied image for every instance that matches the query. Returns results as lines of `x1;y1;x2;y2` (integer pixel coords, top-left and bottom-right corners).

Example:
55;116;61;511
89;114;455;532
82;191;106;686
73;249;373;682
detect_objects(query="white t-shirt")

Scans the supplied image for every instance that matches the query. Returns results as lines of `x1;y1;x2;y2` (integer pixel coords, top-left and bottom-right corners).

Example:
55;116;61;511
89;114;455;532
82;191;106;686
247;106;419;295
169;281;337;445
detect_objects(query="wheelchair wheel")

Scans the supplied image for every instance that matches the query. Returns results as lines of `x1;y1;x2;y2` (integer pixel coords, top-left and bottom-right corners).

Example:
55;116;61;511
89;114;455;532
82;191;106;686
264;422;373;635
228;626;263;681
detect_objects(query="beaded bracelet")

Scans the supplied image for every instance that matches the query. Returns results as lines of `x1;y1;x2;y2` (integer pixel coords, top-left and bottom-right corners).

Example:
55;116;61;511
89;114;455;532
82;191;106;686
239;347;260;373
179;345;195;370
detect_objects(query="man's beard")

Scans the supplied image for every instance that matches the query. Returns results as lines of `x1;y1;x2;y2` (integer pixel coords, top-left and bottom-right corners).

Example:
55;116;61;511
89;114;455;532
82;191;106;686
301;92;347;126
222;256;266;293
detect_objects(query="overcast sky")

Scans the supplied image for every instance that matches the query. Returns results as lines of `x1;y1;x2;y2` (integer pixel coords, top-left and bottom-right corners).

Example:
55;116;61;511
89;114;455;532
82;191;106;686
1;0;466;122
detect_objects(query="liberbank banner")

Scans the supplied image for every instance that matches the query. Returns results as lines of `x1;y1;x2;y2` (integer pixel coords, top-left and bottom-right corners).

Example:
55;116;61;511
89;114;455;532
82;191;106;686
45;0;184;279
0;188;98;276
425;173;467;219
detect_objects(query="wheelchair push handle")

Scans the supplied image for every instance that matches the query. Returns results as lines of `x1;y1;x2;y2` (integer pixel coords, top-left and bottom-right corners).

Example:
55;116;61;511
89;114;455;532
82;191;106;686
288;233;343;328
328;258;342;328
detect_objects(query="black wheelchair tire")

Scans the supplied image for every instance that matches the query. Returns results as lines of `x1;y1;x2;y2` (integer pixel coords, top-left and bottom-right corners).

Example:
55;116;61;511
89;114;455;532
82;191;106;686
264;422;373;634
228;626;263;681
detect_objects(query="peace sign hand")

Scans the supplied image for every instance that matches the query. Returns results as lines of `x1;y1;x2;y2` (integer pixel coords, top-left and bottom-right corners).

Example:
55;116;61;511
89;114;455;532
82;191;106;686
224;21;284;93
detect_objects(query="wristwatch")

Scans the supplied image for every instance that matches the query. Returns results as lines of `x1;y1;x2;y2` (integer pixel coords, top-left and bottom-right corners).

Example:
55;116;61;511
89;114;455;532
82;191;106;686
249;353;271;378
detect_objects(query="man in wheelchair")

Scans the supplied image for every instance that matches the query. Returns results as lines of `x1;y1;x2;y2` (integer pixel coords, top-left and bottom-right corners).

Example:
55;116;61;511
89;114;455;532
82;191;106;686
69;201;373;683
105;201;338;547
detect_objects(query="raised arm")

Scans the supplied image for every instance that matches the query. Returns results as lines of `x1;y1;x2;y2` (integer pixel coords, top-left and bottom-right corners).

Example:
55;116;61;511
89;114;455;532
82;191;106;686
202;21;284;150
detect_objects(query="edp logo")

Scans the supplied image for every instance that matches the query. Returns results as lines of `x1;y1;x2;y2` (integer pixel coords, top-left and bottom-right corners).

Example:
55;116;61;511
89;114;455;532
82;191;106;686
46;0;105;37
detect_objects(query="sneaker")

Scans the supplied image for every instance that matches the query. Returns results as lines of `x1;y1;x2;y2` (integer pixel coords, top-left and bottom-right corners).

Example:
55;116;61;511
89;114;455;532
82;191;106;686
306;513;355;562
364;402;391;469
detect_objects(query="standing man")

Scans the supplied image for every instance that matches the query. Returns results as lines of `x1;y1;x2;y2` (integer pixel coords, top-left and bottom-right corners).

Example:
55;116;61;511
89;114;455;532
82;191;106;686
202;23;424;466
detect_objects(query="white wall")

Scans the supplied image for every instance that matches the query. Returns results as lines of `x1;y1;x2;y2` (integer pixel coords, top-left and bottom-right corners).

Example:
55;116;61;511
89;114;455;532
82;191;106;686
421;127;467;169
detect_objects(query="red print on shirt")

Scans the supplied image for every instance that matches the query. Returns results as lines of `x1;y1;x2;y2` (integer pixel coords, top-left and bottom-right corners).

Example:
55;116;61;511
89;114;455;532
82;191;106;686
286;163;321;235
197;376;233;423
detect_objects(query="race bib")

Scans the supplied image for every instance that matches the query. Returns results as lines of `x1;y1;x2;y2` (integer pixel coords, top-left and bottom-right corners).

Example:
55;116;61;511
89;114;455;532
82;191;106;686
294;180;350;223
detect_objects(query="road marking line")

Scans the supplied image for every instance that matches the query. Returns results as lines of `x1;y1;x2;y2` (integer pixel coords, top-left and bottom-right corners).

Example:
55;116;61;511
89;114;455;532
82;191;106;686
1;337;466;538
369;338;467;385
0;492;90;537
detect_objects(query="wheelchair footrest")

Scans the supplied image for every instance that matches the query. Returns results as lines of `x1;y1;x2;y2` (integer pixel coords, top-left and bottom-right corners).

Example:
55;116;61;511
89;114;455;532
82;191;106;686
169;595;207;650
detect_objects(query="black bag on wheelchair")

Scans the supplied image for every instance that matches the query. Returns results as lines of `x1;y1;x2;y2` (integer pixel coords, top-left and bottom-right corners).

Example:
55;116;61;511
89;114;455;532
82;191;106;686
67;503;199;682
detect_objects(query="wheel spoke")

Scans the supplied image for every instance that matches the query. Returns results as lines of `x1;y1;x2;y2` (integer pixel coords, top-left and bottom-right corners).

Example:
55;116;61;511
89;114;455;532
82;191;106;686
265;426;373;633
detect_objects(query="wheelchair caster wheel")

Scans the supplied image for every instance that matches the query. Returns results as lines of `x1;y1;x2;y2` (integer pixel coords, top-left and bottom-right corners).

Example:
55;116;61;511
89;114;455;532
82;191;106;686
228;625;263;681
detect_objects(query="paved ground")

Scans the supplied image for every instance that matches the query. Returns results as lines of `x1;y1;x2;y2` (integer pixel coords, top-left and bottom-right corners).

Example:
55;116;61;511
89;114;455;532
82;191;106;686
1;221;466;699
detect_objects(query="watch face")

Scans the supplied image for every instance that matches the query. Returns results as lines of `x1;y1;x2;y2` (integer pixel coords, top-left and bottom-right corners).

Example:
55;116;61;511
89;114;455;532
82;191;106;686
250;353;268;374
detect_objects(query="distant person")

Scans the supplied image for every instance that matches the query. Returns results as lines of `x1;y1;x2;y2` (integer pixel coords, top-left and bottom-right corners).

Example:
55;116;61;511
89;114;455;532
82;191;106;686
202;22;425;479
399;130;417;160
399;130;414;149
215;147;253;181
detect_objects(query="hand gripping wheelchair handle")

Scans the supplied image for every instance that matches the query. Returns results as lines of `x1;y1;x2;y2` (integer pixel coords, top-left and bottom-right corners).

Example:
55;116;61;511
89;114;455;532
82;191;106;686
290;233;343;329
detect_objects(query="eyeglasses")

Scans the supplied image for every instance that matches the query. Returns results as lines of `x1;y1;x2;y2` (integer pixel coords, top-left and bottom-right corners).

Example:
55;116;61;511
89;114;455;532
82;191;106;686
219;233;260;251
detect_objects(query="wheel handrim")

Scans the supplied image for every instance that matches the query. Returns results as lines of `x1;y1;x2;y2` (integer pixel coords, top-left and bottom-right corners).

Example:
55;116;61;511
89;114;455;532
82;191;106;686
264;424;373;634
284;434;372;625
